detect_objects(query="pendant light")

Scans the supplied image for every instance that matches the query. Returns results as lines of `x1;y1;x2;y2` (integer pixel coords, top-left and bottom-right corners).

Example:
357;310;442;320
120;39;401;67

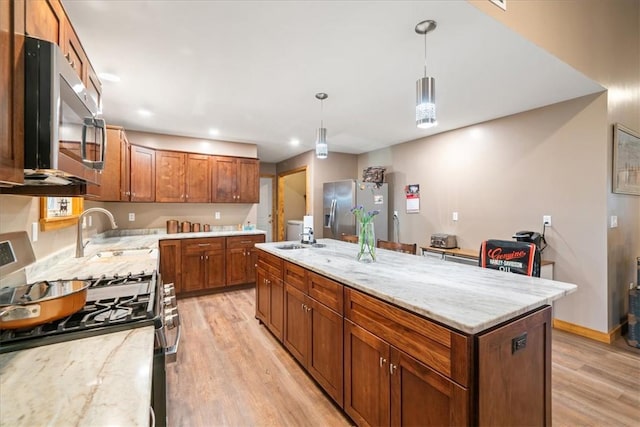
415;20;437;129
315;93;328;159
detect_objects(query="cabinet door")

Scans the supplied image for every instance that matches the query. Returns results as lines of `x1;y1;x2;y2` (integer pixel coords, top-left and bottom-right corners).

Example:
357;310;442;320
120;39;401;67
390;347;469;427
344;320;390;427
247;243;260;283
120;136;131;201
185;154;210;202
86;63;102;111
308;297;344;406
268;276;284;341
25;0;65;45
225;246;248;286
211;156;236;202
159;240;182;295
181;251;205;293
130;145;155;202
204;248;226;289
63;22;87;82
0;0;24;185
155;150;185;202
256;268;270;324
237;158;259;203
283;284;308;365
88;126;123;201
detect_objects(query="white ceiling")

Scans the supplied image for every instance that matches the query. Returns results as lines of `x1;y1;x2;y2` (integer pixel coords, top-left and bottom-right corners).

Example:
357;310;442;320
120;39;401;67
63;0;603;163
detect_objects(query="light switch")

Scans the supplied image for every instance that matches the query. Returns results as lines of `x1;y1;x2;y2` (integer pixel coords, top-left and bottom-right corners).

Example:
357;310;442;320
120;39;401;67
610;215;618;228
452;212;459;221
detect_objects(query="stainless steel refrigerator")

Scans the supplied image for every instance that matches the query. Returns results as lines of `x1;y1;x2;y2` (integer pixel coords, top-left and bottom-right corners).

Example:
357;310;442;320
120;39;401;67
323;180;388;240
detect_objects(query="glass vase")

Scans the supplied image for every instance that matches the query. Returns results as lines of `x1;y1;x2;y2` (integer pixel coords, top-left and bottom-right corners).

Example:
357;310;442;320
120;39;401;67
357;221;376;263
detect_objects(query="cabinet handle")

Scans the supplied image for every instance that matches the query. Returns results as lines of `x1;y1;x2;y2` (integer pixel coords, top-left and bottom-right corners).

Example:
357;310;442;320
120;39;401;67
198;243;211;247
200;255;203;260
379;357;386;368
301;303;305;311
205;255;209;260
306;306;312;313
390;363;397;375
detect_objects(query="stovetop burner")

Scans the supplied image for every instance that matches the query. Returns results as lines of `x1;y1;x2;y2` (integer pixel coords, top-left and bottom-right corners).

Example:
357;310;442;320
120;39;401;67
0;272;160;354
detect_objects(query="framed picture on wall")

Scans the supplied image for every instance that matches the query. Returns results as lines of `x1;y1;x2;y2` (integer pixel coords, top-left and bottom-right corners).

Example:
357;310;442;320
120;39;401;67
613;124;640;196
40;197;84;231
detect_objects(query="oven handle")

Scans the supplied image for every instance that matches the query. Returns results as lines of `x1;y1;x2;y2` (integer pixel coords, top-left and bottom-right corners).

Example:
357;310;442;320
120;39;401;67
165;321;181;364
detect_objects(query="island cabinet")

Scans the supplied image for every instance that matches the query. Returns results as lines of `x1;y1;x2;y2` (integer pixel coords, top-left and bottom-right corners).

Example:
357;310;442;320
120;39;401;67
181;238;226;293
226;235;265;286
155;151;210;203
159;239;182;294
283;266;345;406
256;250;284;340
129;145;155;202
211;156;259;203
344;288;471;426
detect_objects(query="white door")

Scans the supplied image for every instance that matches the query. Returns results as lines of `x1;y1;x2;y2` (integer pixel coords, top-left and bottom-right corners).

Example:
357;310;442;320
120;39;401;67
257;177;274;242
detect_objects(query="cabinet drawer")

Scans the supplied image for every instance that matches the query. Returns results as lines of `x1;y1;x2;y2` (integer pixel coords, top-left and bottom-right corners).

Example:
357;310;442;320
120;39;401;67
284;262;307;292
345;288;470;387
227;235;264;249
182;237;225;254
308;271;343;314
257;250;283;278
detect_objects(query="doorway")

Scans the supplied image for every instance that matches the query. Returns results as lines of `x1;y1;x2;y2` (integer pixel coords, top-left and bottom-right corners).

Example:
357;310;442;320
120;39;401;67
257;176;275;242
276;167;308;241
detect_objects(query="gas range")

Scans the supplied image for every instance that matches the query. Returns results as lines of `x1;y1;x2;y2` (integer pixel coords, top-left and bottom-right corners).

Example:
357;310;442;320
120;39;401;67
0;272;174;354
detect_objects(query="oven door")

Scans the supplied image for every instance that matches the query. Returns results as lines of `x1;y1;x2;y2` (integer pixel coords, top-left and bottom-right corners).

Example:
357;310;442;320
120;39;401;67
152;283;181;427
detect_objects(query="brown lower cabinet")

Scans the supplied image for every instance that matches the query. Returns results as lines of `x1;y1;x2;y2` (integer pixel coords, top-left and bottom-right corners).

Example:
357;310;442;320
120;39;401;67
283;263;344;406
159;235;264;297
256;249;553;427
256;250;284;340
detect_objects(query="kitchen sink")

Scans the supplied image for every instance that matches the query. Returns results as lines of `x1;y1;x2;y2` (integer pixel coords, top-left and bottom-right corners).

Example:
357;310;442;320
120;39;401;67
310;243;326;248
276;244;306;250
93;248;158;259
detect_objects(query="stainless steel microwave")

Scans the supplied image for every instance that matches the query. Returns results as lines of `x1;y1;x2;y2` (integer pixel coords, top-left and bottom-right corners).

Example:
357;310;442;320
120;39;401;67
23;36;106;186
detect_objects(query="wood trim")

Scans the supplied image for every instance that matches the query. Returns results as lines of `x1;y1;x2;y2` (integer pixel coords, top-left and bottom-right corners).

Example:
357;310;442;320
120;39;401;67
552;318;625;344
276;166;308;241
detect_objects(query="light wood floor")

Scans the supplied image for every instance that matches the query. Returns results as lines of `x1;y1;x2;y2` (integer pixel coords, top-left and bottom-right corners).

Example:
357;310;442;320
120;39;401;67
167;288;640;426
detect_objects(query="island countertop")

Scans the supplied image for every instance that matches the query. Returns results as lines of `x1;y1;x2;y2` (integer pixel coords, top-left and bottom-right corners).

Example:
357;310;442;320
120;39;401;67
255;239;577;334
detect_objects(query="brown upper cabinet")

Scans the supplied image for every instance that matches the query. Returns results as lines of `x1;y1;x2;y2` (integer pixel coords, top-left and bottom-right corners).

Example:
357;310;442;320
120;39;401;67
211;156;259;203
25;0;101;105
1;0;24;185
156;151;211;203
87;126;127;201
130;145;155;202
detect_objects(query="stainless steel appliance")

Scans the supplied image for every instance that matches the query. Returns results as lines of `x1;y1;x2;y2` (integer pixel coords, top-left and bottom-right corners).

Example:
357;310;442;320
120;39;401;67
430;233;458;249
0;234;179;427
23;36;106;186
323;180;388;240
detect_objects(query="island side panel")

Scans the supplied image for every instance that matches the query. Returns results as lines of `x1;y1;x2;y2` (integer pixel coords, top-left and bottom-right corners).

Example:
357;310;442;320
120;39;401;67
476;305;552;426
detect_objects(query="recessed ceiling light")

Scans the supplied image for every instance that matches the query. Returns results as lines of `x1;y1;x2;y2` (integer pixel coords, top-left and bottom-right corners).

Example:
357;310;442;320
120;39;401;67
209;128;219;136
290;138;300;146
98;72;121;82
138;109;153;117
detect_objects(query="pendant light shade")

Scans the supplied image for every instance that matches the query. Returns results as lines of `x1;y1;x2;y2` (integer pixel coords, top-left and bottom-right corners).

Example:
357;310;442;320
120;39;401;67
315;93;328;159
415;20;437;129
416;76;436;128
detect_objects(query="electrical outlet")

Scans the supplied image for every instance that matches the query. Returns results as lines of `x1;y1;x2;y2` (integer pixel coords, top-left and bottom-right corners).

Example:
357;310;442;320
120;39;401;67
31;222;38;242
452;212;459;221
610;215;618;228
215;211;221;220
543;215;552;227
128;213;135;222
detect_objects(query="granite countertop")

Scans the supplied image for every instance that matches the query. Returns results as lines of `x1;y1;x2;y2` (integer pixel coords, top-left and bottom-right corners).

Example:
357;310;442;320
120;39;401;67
27;228;266;282
2;228;264;427
256;239;577;334
0;326;155;427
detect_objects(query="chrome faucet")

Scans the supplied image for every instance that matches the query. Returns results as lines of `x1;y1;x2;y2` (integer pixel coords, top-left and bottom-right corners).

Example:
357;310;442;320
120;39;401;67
76;208;118;257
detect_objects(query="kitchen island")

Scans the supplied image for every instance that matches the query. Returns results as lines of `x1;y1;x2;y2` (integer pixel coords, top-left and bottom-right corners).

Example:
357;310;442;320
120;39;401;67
255;239;577;426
